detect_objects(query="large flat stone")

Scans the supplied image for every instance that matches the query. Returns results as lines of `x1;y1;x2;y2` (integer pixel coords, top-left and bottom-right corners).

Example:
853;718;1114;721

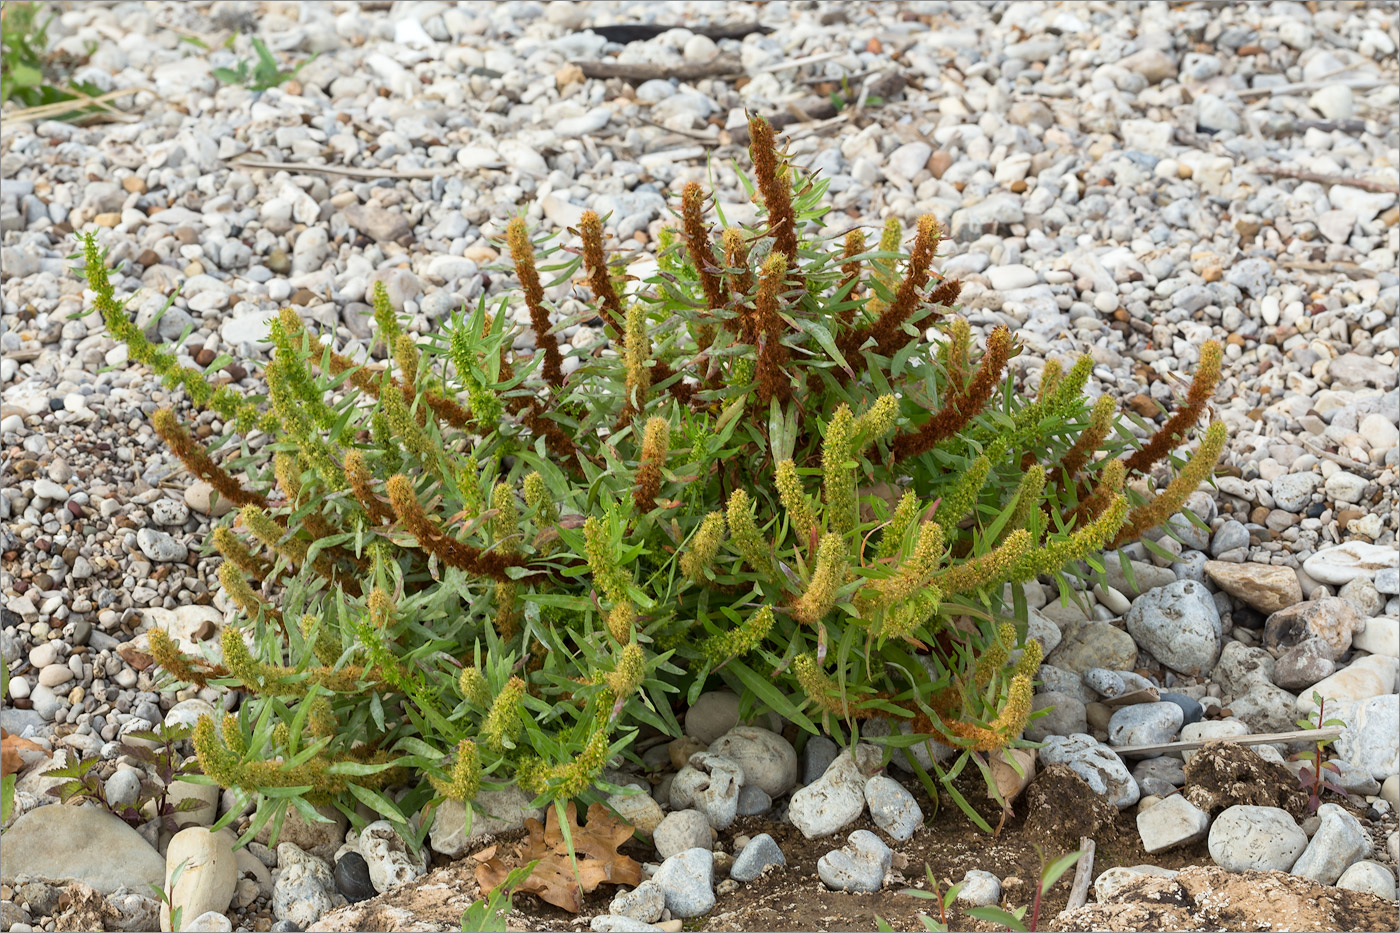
3;804;167;894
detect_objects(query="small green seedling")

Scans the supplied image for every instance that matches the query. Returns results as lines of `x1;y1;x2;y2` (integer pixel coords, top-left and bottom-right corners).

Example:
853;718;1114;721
460;860;538;933
154;857;189;932
876;866;964;932
213;36;314;91
1292;691;1348;813
965;847;1084;933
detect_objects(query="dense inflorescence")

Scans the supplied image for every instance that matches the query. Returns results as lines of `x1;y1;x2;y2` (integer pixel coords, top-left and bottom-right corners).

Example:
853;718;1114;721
84;114;1224;839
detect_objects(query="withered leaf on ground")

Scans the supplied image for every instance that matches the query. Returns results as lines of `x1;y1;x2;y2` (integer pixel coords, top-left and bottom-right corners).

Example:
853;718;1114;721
1;728;50;778
474;801;641;913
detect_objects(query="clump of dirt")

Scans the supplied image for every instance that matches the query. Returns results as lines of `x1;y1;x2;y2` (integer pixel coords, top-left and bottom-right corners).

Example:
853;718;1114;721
1022;764;1125;852
1052;864;1398;932
1182;742;1308;818
52;885;123;933
308;866;486;932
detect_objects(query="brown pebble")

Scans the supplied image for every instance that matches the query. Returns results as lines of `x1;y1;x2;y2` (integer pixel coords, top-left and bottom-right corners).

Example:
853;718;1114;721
1249;506;1271;525
1202;266;1222;282
669;737;706;771
928;150;953;179
1127;394;1159;418
1226;333;1246;347
136;249;160;267
121;175;147;194
1336;508;1364;527
174;226;198;246
555;63;584;87
290;287;317;306
195;347;216;367
224;363;248;381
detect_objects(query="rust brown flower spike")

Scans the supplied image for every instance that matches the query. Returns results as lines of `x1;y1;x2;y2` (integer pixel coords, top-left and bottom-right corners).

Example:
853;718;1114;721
507;217;565;387
868;214;941;357
892;324;1013;461
386;474;527;583
152;409;267;509
748;114;799;263
838;229;866;327
345;450;395;525
578;210;624;334
754;252;793;405
1121;341;1223;477
681;181;728;312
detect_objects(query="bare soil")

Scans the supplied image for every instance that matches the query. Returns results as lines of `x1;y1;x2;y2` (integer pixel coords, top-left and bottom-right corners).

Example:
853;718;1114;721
308;755;1400;933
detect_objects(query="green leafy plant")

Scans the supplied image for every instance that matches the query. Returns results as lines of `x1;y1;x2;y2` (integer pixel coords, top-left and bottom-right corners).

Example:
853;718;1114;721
0;0;48;102
876;866;963;932
0;0;103;117
79;113;1224;844
1292;692;1347;814
42;723;208;830
461;860;538;933
212;36;314;91
154;857;188;933
965;847;1084;933
0;651;12;826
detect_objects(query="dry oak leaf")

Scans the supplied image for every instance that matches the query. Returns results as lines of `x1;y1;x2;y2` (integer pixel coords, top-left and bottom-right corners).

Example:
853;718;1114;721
1;728;50;778
474;801;641;913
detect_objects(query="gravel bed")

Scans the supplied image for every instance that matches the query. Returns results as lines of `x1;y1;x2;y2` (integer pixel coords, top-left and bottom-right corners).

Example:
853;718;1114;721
1;2;1397;931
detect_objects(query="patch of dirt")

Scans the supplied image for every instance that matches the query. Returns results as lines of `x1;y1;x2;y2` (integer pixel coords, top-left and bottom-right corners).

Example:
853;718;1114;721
1054;865;1398;932
1021;764;1127;854
1181;742;1308;817
312;765;1219;933
309;743;1399;933
307;873;487;932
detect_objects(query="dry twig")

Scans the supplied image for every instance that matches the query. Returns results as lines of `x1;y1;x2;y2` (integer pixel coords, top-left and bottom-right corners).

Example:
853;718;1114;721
1064;837;1095;912
1254;166;1399;194
231;159;451;180
1114;726;1342;758
575;56;744;82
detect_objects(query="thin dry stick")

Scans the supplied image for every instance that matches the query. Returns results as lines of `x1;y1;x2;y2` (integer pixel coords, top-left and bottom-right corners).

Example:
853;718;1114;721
784;112;853;142
759;50;845;73
1064;837;1095;912
231;159;451;180
575;56;744;82
1238;77;1388;99
1278;260;1375;280
1301;440;1381;477
633;115;722;143
8;87;144;123
1254;166;1399;194
1113;726;1342;758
